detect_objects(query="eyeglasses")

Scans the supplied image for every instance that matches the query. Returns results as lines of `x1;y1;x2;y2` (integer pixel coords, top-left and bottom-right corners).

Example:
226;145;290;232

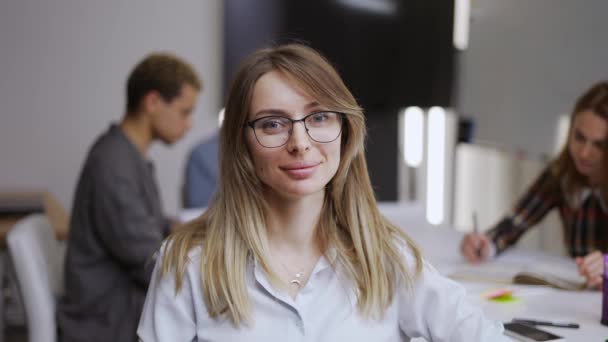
247;111;345;148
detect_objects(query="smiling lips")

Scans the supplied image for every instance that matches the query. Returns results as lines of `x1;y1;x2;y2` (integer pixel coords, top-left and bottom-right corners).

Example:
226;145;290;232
280;162;321;179
576;159;594;171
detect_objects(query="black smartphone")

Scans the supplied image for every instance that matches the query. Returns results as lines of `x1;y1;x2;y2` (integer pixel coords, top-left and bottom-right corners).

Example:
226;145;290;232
504;322;564;341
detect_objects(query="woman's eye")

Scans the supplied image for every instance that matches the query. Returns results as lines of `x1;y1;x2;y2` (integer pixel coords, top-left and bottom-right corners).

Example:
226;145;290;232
259;118;287;130
594;141;607;150
311;112;329;122
262;121;279;128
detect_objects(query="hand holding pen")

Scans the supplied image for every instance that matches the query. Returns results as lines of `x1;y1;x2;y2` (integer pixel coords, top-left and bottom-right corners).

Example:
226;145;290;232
460;211;491;263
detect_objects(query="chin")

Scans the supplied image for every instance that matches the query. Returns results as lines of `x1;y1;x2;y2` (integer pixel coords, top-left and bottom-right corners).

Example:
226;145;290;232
574;164;593;176
160;136;180;145
276;183;327;200
579;170;592;177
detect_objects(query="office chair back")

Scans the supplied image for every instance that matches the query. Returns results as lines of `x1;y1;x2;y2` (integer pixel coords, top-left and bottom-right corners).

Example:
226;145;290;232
7;214;66;342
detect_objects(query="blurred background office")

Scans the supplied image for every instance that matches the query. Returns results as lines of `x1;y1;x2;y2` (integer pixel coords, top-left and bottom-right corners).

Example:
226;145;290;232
1;0;607;220
1;0;608;341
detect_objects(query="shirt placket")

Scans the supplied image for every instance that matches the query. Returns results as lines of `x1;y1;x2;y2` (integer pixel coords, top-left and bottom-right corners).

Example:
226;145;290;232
252;259;306;341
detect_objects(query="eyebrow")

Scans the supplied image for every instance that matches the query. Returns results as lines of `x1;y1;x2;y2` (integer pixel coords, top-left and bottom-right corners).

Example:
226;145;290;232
574;128;607;144
253;101;322;118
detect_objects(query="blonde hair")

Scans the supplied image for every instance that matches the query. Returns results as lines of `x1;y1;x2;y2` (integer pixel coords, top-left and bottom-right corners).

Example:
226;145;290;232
162;44;422;325
550;81;608;201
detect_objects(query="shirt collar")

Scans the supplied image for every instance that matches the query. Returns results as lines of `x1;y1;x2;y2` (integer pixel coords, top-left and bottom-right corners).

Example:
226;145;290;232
250;249;335;276
571;187;608;213
249;248;335;296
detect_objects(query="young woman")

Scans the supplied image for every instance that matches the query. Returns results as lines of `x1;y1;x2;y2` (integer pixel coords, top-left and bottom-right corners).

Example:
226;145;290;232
138;44;507;341
461;81;608;289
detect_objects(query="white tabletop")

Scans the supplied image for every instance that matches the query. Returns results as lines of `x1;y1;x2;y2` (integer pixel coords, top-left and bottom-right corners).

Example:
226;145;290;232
394;207;608;341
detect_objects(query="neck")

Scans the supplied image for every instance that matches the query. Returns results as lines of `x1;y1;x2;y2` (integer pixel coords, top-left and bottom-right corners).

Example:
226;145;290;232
265;190;325;256
120;113;153;156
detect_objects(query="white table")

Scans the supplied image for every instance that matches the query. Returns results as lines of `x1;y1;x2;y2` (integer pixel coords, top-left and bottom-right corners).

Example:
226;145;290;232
398;214;608;341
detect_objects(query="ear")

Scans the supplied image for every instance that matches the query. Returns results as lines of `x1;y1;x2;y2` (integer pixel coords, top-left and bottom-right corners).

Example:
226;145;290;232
141;90;163;114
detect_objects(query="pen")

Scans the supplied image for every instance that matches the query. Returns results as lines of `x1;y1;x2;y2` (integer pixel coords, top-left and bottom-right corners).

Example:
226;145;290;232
472;211;481;258
512;318;580;329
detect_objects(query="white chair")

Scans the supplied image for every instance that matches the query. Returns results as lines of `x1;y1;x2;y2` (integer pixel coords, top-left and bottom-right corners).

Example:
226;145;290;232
6;214;66;342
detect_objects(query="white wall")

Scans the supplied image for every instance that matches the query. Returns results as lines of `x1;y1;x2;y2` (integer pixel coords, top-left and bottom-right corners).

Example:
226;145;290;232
0;0;223;215
457;0;608;157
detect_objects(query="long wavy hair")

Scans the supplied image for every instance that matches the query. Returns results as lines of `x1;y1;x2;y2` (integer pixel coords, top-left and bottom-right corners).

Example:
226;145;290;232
550;81;608;202
161;44;422;326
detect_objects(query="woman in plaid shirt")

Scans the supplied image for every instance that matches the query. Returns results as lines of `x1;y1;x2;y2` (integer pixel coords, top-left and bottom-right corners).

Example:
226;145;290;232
461;81;608;289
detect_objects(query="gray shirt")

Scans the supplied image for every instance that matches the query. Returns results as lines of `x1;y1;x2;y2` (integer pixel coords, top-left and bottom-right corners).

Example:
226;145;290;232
58;124;169;342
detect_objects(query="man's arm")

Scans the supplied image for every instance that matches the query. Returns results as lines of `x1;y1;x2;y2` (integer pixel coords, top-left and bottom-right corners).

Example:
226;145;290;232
92;171;165;288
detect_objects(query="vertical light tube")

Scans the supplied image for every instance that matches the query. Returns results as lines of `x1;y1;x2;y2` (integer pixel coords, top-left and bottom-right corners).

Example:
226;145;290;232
218;108;225;127
453;0;470;50
403;107;424;167
553;114;570;156
426;107;446;225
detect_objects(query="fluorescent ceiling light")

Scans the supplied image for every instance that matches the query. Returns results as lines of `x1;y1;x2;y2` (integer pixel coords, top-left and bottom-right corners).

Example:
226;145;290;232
336;0;397;16
453;0;470;50
403;107;424;167
426;106;446;225
553;114;570;156
218;108;225;127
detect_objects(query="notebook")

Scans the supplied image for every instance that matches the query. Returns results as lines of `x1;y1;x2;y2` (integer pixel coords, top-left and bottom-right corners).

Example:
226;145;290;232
448;260;587;291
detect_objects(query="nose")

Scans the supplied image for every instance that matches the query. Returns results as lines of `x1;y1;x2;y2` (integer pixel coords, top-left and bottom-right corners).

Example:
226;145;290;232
286;121;311;153
580;142;592;158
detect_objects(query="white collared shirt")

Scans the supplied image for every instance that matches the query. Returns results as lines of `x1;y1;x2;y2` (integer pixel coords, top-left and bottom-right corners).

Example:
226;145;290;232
138;245;509;342
570;187;608;213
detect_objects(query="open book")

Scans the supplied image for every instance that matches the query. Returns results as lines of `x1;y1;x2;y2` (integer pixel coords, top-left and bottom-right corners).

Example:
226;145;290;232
448;259;587;291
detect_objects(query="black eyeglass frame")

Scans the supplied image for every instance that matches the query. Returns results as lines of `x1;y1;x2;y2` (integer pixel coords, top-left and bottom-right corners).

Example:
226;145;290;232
246;111;346;148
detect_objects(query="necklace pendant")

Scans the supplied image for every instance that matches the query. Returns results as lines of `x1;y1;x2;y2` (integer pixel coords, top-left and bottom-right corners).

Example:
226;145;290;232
289;271;305;287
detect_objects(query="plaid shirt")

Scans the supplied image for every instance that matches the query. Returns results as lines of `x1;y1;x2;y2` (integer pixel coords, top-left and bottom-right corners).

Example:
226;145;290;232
487;167;608;257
